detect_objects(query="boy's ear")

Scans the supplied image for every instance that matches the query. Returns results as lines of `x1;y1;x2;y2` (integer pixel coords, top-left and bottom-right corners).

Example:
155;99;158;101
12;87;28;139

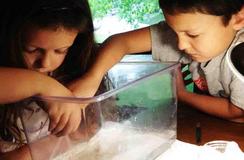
232;6;244;30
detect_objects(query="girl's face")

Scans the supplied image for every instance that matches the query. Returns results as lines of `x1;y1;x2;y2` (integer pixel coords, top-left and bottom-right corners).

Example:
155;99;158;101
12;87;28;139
23;27;78;74
164;12;238;62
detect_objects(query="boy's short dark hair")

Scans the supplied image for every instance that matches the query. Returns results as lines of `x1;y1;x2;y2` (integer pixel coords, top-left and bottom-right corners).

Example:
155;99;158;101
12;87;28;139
159;0;244;26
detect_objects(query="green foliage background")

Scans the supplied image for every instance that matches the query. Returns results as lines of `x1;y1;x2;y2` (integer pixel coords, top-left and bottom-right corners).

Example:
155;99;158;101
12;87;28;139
88;0;163;27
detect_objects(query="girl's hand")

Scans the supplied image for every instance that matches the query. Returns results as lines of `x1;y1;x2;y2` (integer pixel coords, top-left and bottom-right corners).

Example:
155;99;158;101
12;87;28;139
46;100;81;136
39;77;82;137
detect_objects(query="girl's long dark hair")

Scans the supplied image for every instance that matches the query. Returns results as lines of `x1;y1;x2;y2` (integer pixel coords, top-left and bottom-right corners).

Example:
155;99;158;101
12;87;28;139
0;0;95;146
1;0;95;80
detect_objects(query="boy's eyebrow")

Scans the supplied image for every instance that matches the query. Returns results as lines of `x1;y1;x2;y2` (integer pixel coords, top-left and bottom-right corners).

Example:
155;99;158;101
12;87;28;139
177;28;200;33
166;23;200;34
168;23;201;33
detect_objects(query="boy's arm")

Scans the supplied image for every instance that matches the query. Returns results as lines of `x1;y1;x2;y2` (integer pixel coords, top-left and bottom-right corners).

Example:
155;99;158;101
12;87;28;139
177;70;244;122
68;27;152;97
179;91;244;122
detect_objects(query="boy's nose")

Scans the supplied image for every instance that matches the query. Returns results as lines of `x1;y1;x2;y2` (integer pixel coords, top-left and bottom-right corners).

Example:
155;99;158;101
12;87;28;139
178;36;190;51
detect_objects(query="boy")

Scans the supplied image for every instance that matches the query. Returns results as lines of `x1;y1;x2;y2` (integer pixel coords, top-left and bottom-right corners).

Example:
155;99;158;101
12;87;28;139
75;0;244;122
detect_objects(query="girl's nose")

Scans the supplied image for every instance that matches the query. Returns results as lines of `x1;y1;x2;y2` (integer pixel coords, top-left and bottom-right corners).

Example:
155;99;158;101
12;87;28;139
35;53;51;73
41;53;51;69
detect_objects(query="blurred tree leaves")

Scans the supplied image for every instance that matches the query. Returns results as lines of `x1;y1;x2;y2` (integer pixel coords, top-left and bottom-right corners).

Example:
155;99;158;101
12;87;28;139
88;0;163;27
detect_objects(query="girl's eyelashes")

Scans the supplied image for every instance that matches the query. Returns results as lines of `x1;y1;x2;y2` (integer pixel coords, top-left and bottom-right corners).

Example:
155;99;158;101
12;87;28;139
24;47;43;54
55;48;69;54
23;46;34;52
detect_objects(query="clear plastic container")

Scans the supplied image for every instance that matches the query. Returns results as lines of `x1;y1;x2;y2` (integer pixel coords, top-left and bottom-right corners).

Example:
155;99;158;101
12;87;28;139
24;61;179;160
204;140;229;153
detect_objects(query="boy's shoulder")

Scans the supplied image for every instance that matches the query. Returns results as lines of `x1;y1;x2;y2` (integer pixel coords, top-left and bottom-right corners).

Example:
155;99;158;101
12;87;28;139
150;21;191;63
150;21;172;32
235;29;244;44
150;20;177;44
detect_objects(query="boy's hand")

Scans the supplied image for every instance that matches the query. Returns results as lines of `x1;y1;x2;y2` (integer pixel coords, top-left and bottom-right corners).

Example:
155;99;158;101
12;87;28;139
176;66;187;99
46;101;81;136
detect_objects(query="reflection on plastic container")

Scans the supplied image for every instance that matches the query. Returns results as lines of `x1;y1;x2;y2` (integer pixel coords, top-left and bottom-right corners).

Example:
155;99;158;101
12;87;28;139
24;61;179;160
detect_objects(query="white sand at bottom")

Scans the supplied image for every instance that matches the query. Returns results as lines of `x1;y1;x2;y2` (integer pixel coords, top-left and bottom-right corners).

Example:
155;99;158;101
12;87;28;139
54;121;175;160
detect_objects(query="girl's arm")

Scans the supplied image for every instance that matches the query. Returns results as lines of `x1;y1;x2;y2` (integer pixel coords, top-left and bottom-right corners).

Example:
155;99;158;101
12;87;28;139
0;134;75;160
0;67;82;136
0;145;32;160
68;27;152;97
0;67;72;104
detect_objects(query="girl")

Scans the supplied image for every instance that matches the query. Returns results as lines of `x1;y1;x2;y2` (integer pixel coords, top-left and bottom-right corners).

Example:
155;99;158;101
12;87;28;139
0;0;96;159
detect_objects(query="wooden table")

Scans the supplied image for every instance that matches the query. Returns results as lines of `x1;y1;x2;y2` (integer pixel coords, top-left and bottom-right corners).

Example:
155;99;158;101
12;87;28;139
177;102;244;151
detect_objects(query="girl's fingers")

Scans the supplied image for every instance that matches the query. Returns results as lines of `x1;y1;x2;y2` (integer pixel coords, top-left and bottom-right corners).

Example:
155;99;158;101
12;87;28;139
56;112;81;136
49;114;60;132
55;125;70;137
55;117;75;137
51;114;69;135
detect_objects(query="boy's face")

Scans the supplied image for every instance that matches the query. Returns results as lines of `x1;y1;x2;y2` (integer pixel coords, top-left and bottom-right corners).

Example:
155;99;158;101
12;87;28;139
23;27;78;74
164;12;238;62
